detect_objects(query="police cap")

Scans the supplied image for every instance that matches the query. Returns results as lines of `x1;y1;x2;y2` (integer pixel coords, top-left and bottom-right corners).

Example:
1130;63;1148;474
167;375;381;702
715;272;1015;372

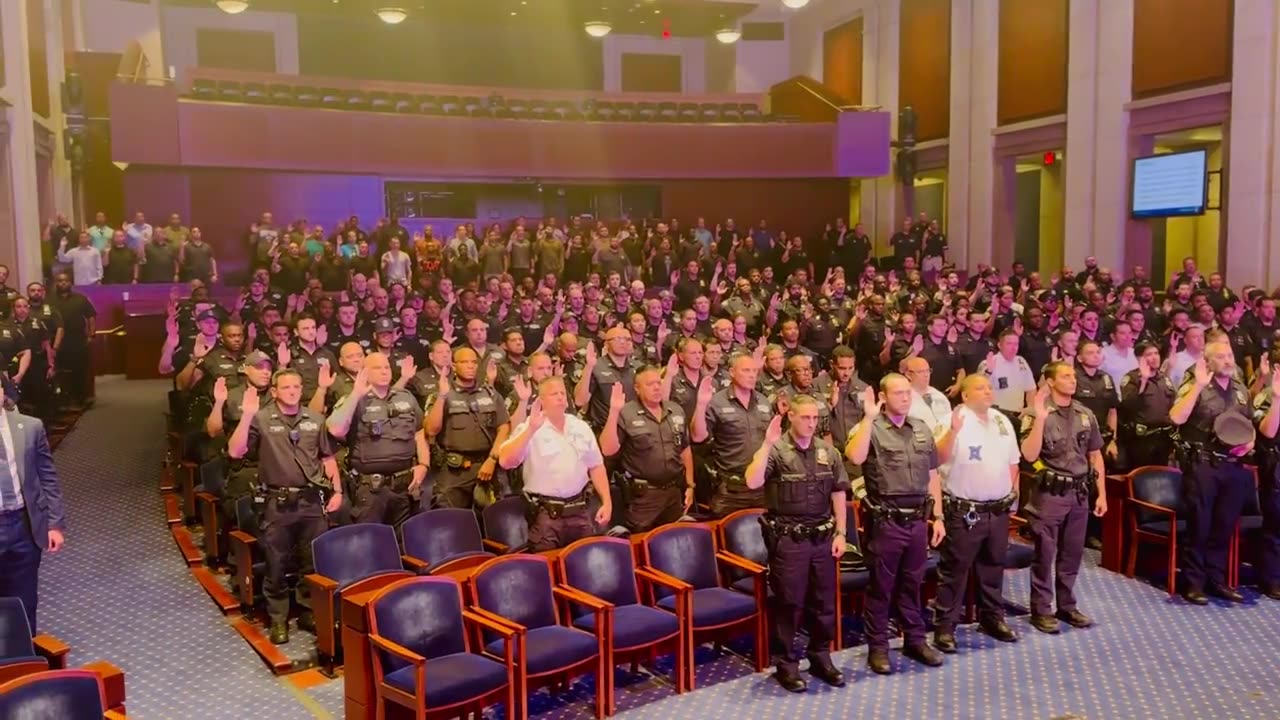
196;309;219;323
241;350;274;371
1213;412;1256;450
373;317;397;333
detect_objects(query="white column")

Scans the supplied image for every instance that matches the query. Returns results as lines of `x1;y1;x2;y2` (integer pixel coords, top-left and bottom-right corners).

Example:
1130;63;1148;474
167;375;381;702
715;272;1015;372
1;0;49;285
1063;0;1098;272
945;0;973;269
1087;0;1133;272
1225;0;1280;288
859;0;900;256
947;0;997;269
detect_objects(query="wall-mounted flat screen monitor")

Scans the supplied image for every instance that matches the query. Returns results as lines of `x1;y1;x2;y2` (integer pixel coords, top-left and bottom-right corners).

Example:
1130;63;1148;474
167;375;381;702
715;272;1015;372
1130;149;1208;218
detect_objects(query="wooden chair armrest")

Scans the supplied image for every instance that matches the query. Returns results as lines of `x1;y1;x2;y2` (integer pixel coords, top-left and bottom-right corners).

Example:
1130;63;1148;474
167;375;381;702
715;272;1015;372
716;551;765;575
1127;498;1177;517
104;711;128;720
553;585;613;612
229;530;257;549
468;606;525;632
462;609;523;638
0;660;51;684
482;539;509;553
401;554;429;573
304;573;340;593
32;634;70;668
463;609;525;678
194;490;218;504
82;660;126;710
368;633;426;666
636;566;692;593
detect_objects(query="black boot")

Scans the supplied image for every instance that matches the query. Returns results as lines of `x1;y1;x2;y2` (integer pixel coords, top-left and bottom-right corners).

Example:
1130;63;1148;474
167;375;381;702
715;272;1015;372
773;663;807;693
867;648;892;675
806;653;845;687
979;619;1019;643
933;630;957;654
269;620;290;645
903;642;944;667
296;611;316;633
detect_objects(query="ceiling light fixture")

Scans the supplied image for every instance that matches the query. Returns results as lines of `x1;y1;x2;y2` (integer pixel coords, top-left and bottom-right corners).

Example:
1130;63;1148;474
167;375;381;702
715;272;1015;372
782;0;811;8
376;7;409;24
715;28;742;44
214;0;250;14
584;21;613;37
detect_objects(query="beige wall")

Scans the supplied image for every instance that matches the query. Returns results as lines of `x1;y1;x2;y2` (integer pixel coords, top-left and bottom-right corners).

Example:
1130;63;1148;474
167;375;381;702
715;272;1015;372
1038;162;1064;275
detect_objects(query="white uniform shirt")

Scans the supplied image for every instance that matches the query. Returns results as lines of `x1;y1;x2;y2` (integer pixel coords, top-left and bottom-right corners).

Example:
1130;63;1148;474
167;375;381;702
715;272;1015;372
1168;350;1200;388
507;414;603;498
908;386;953;439
978;353;1037;413
1100;344;1138;389
942;406;1020;501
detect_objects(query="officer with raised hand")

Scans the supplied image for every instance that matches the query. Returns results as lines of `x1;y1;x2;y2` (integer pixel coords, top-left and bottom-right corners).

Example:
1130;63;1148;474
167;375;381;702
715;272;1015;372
1020;363;1107;633
600;368;693;533
744;395;849;692
205;352;274;557
846;373;946;674
227;368;342;645
932;375;1021;653
1169;343;1254;605
1118;342;1177;470
326;353;429;532
1251;364;1280;600
692;353;774;516
424;347;510;509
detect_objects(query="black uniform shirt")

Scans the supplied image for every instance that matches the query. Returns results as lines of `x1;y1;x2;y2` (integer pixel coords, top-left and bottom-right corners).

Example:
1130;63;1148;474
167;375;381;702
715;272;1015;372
863;415;937;500
289;342;337;403
197;346;245;394
586;357;640;429
669;369;704;419
437;383;508;454
1176;375;1251;445
616;401;688;484
919;338;960;392
818;375;869;448
1119;370;1176;427
955;332;994;375
342;388;423;474
1074;366;1118;433
704;388;775;474
1020;401;1102;477
763;434;849;521
244;404;335;488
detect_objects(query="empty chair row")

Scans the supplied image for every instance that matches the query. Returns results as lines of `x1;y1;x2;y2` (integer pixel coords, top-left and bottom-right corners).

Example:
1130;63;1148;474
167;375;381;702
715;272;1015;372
188;78;767;123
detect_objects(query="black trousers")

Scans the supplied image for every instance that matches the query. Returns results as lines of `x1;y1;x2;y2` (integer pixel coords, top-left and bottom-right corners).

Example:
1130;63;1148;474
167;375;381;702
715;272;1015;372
768;533;837;671
261;494;326;624
934;508;1010;632
57;344;91;406
0;510;41;632
19;356;53;420
1181;460;1252;591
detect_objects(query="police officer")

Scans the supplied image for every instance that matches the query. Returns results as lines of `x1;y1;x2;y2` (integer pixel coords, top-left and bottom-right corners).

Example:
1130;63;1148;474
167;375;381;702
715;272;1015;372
1169;343;1253;605
206;352;274;553
282;313;337;406
1251;362;1280;600
599;367;693;533
932;375;1020;652
1118;342;1177;470
578;326;640;432
1019;363;1107;632
1074;340;1119;463
424;347;510;509
744;395;848;692
497;376;612;550
821;345;868;498
227;368;342;645
692;353;774;517
326;353;429;533
11;298;51;419
315;342;366;414
846;373;946;674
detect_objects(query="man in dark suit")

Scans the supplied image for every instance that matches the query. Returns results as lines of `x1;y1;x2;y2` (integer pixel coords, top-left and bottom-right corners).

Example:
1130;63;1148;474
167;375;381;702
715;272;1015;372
0;383;65;632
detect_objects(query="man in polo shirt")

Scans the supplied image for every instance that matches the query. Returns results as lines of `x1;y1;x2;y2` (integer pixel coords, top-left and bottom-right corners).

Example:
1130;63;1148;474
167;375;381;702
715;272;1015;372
978;329;1037;422
931;375;1021;652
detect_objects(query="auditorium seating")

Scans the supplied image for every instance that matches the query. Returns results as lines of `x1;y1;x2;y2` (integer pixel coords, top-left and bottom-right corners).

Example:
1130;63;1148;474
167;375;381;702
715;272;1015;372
183;69;772;124
401;508;496;575
1124;465;1186;595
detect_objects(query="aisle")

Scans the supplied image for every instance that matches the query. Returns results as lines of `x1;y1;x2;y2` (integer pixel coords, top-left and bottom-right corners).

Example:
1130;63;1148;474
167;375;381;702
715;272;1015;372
37;377;322;720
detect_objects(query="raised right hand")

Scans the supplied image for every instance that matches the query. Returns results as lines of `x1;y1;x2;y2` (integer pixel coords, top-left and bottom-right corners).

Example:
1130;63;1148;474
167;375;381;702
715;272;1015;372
241;385;260;415
861;386;882;420
212;377;228;403
1193;357;1211;387
1033;386;1050;419
608;382;626;411
696;375;715;405
438;373;451;397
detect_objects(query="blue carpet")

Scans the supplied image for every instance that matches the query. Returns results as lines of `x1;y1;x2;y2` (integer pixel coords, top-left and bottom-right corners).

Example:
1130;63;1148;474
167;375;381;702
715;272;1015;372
34;378;1280;719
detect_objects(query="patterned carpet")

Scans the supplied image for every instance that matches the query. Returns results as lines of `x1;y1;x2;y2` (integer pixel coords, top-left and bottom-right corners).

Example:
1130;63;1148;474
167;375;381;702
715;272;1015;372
34;378;1280;719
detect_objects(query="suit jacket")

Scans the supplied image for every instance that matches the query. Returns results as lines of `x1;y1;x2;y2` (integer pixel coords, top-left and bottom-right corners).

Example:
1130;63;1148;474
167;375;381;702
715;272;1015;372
9;412;65;550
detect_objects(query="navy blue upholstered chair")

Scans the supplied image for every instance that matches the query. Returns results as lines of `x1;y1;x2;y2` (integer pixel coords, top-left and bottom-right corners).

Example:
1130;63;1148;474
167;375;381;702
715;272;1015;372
470;554;609;719
402;509;494;575
715;509;768;595
1125;465;1186;595
0;599;48;684
307;524;413;665
480;496;528;554
640;523;767;689
558;536;689;711
0;669;107;720
367;576;522;720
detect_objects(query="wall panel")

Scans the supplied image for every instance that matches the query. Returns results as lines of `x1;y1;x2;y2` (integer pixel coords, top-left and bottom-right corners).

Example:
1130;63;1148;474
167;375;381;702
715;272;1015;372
899;0;951;141
1132;0;1232;98
997;0;1068;124
823;17;863;104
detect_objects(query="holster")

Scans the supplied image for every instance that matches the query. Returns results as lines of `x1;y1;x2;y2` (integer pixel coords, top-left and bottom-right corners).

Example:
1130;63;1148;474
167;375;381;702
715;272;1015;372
863;498;930;525
762;515;836;541
524;491;588;521
1036;469;1091;499
944;492;1015;528
350;467;414;493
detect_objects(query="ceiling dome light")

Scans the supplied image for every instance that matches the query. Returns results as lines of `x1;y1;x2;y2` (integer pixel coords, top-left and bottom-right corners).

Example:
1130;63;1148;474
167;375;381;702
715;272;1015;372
782;0;811;8
715;28;742;44
584;21;612;38
376;7;409;24
214;0;250;14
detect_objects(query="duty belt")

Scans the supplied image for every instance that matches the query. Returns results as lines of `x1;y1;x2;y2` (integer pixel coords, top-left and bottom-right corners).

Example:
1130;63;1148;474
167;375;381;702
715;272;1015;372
863;498;930;525
444;450;489;470
943;492;1015;529
761;515;836;541
1127;422;1174;438
524;490;589;520
263;486;322;504
1036;469;1092;497
710;467;748;487
615;470;683;495
1175;440;1245;467
351;467;414;492
227;457;258;472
